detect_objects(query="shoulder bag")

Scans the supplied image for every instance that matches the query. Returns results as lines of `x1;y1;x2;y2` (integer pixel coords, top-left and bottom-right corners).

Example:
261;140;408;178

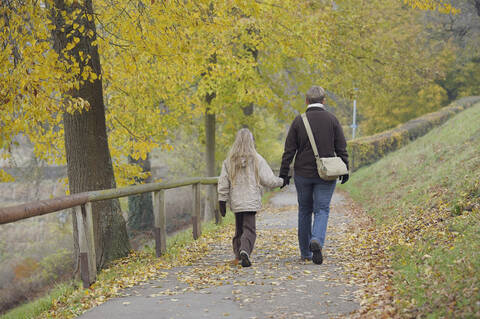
301;113;348;181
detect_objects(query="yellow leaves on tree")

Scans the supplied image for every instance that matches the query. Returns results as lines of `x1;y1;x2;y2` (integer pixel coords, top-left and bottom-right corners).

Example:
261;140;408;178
0;2;93;176
404;0;460;14
1;0;459;183
95;0;331;180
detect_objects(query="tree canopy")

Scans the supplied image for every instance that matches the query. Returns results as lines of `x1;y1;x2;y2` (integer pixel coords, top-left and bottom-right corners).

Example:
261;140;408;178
0;0;470;182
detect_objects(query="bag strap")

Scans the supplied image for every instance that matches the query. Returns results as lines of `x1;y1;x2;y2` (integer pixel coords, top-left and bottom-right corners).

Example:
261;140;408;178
301;113;320;159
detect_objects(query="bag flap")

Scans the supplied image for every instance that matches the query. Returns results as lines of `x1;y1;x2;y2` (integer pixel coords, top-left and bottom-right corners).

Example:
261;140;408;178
320;157;348;176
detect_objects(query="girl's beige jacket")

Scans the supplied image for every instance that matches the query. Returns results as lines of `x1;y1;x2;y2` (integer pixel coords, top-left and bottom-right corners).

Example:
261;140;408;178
218;152;283;213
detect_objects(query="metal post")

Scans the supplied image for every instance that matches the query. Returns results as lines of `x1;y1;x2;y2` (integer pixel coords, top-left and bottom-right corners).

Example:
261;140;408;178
351;99;357;139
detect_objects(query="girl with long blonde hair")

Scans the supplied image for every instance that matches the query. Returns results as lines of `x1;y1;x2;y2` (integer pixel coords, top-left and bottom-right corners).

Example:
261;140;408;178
218;128;285;267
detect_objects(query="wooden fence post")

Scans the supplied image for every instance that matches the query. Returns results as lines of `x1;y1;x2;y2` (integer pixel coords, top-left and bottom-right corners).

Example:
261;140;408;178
206;184;216;223
84;202;96;285
152;190;167;257
192;183;201;239
214;184;221;224
75;205;96;288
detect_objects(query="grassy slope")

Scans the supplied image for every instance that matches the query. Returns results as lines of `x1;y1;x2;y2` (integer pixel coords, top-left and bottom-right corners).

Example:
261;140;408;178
342;103;480;317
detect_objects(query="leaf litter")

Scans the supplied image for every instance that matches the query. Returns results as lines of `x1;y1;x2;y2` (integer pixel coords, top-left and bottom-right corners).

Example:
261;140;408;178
38;190;400;318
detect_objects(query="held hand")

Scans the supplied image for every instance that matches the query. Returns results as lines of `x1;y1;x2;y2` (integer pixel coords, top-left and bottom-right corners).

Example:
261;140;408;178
219;201;227;217
280;175;291;189
340;174;349;184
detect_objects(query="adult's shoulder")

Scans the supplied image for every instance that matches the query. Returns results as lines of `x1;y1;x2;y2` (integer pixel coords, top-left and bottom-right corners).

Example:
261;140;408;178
290;113;302;121
324;109;341;124
290;113;303;125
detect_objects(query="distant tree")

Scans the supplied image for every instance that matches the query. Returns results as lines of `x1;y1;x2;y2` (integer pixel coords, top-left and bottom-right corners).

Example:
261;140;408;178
404;0;460;13
127;155;153;231
422;0;480;100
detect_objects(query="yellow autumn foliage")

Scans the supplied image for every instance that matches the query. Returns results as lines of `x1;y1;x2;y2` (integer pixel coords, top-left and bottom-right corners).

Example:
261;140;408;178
0;0;459;183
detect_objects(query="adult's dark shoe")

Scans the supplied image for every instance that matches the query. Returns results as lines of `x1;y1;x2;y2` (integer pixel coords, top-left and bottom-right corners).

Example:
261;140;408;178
239;250;252;267
310;240;323;265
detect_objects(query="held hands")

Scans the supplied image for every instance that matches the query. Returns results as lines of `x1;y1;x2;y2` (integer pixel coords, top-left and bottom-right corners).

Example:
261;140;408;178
280;175;291;189
339;174;349;184
219;201;227;217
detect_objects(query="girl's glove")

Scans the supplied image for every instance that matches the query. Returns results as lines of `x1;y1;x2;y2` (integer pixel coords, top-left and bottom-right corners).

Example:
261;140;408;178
219;201;227;217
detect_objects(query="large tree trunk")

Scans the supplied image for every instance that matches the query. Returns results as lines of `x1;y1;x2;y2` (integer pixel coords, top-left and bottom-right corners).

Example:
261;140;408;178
128;154;154;230
51;0;130;270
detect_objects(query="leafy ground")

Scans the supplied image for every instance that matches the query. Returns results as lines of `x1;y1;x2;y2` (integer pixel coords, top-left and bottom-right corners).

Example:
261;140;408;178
1;210;237;319
3;186;384;319
34;187;364;319
341;102;480;317
4;104;479;319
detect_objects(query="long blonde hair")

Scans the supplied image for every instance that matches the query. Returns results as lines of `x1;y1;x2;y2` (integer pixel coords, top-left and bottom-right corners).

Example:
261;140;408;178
227;128;259;185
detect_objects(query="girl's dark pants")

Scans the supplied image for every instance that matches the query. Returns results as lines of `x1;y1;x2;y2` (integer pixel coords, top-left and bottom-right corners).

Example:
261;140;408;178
233;211;257;259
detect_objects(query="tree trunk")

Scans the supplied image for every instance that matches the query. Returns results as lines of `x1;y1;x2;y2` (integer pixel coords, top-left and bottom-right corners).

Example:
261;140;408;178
128;154;154;230
205;112;216;178
242;103;254;128
242;103;254;117
204;93;216;221
474;0;480;17
51;0;130;270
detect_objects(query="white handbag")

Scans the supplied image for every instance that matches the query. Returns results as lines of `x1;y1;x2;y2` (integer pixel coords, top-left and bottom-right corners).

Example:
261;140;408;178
301;113;348;181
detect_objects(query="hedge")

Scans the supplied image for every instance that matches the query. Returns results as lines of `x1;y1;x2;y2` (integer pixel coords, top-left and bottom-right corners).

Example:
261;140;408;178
348;96;480;171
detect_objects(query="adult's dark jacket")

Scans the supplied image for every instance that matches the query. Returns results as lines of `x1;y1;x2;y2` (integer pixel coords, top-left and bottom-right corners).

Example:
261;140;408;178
280;106;349;179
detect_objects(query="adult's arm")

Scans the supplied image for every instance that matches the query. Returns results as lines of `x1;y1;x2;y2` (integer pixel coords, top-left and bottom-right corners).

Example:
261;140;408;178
280;118;298;177
333;118;349;169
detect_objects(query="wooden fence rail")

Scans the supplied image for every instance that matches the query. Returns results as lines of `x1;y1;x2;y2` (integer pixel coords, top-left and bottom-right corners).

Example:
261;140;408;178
0;177;220;288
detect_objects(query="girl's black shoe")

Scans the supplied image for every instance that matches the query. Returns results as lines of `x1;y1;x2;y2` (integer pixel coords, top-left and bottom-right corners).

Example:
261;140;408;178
239;250;251;267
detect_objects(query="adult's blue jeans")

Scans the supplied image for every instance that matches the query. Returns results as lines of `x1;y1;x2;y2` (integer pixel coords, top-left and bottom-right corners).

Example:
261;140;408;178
294;174;336;259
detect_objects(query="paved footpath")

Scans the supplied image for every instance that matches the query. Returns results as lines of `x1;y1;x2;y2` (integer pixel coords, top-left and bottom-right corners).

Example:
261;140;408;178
80;184;359;319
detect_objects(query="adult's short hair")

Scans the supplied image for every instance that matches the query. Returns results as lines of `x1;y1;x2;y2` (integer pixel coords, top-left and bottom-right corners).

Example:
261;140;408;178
306;86;326;104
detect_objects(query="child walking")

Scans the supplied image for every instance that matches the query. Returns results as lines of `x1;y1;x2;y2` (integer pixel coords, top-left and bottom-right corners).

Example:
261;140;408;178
218;128;285;267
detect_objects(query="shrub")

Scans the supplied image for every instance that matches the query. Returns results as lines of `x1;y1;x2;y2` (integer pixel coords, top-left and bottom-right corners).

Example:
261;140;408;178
348;96;480;171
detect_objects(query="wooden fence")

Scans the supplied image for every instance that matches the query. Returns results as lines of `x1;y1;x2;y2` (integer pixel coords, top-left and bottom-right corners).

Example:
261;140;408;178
0;177;220;288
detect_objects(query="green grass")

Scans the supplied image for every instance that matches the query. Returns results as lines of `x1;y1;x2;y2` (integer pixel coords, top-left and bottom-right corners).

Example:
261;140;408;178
1;283;76;319
345;103;480;221
341;103;480;317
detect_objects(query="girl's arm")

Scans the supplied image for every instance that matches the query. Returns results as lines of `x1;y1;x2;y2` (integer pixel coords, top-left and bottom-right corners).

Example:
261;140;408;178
257;155;283;188
217;161;230;201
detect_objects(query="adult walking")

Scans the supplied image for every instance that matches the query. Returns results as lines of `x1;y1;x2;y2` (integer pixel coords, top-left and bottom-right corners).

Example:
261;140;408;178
279;86;349;264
